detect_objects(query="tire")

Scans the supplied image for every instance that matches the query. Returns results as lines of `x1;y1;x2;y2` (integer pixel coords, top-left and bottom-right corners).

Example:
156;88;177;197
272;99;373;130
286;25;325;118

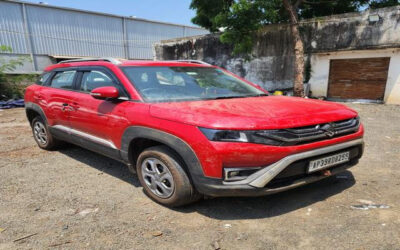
136;146;202;207
31;116;61;150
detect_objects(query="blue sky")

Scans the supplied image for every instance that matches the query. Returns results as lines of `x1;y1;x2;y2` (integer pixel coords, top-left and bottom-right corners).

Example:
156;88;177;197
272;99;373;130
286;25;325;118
22;0;198;26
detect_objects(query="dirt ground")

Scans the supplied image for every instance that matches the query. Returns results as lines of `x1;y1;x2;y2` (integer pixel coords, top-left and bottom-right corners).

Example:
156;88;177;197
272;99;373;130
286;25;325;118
0;103;399;250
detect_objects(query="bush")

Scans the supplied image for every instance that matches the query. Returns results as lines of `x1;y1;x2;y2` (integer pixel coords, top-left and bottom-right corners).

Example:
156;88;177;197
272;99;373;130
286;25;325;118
0;45;36;100
0;75;37;100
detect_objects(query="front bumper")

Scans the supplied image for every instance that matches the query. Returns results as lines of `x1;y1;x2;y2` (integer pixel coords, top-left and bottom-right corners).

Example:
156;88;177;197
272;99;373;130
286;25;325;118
192;138;364;197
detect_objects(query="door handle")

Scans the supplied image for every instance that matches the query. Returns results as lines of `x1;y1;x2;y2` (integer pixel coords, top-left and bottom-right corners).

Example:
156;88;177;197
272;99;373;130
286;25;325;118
34;94;43;100
62;103;78;111
70;102;80;110
62;103;70;111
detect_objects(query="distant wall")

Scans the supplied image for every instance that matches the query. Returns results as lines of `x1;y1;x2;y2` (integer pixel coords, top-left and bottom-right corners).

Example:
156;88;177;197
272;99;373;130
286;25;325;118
155;30;296;91
0;53;54;74
154;6;400;92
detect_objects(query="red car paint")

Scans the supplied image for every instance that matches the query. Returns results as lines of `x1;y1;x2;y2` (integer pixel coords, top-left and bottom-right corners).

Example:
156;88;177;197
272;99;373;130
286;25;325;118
149;96;358;130
25;60;364;181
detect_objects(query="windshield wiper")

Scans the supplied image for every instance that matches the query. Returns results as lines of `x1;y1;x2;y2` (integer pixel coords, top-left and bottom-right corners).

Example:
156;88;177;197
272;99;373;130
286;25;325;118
246;93;269;97
205;93;269;100
215;94;269;99
211;95;247;100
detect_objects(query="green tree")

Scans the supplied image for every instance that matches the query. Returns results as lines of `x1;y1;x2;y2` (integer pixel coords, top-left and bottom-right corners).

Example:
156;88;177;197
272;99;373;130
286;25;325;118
190;0;399;96
369;0;400;8
0;45;34;99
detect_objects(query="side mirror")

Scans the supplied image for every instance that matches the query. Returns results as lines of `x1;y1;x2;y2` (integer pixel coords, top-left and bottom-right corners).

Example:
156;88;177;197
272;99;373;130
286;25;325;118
90;86;119;100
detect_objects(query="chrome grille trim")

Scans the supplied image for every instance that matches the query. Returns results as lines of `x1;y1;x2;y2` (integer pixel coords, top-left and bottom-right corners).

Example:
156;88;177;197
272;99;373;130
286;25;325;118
255;117;360;145
222;138;364;188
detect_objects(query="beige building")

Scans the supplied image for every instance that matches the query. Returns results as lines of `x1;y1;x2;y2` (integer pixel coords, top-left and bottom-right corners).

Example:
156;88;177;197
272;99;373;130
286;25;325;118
309;48;400;104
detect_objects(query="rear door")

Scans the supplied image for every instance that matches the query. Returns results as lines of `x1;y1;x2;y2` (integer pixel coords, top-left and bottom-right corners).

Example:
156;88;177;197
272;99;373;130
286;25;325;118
31;72;52;107
40;70;78;129
68;68;130;150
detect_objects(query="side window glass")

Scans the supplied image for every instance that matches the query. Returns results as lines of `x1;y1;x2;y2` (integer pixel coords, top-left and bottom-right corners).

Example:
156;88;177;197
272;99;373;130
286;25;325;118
80;71;114;92
80;70;126;97
36;72;51;86
50;71;76;90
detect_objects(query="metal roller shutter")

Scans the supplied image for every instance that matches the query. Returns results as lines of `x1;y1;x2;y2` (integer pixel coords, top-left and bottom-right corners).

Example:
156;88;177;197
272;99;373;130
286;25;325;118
327;57;390;101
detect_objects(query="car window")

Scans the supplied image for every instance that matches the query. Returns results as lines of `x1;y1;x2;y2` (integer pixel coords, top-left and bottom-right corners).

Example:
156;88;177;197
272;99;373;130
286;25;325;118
121;66;265;102
36;72;51;86
80;71;113;92
50;71;76;90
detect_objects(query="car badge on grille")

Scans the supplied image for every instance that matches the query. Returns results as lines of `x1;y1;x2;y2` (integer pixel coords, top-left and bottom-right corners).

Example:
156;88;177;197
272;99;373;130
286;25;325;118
320;123;336;137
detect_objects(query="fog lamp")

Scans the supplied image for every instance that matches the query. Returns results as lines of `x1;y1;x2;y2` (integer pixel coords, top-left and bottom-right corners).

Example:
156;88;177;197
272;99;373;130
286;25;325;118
224;167;261;182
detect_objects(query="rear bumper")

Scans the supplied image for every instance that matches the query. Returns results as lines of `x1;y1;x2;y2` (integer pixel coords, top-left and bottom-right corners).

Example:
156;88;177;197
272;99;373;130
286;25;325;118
192;138;364;197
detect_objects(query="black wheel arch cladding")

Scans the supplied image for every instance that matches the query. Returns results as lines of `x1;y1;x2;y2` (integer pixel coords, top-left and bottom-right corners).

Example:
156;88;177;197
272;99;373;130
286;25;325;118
25;102;48;125
121;126;205;181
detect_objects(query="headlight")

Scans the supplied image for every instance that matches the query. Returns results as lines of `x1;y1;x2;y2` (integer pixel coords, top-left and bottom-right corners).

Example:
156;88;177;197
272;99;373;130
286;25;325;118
199;127;282;145
199;128;248;142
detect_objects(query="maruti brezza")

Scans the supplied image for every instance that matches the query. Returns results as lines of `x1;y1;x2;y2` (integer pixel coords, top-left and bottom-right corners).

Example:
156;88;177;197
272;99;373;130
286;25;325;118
25;58;364;207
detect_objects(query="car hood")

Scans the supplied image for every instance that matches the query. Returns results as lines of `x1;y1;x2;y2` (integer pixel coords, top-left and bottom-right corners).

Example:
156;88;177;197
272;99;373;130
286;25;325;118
149;96;358;130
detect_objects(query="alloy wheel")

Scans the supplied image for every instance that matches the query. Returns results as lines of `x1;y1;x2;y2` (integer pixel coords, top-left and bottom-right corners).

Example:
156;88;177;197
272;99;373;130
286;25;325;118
33;121;48;145
141;157;175;198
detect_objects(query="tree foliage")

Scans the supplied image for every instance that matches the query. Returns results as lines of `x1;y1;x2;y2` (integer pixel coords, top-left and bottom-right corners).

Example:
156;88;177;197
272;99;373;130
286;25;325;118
369;0;400;8
0;45;35;99
190;0;234;32
0;46;28;74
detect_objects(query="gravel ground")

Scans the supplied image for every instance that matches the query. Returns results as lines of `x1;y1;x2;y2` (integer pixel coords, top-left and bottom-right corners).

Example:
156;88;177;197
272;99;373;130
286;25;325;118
0;104;399;250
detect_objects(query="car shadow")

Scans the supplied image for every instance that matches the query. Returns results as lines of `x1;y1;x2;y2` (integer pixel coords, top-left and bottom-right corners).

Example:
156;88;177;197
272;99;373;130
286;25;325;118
58;144;355;219
58;144;141;187
174;171;355;220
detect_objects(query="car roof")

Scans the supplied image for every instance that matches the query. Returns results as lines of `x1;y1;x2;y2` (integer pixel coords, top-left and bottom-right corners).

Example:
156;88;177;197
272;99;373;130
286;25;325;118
45;59;213;71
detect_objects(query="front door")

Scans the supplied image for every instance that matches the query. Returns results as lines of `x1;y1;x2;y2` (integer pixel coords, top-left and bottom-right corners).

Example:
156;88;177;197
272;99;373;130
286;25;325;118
68;68;130;150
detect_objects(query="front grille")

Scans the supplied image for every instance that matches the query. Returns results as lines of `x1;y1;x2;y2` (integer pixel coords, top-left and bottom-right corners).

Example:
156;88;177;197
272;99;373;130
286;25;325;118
255;117;360;146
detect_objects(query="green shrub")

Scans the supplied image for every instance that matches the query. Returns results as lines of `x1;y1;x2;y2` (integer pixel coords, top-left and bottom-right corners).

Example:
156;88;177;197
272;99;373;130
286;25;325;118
0;45;36;100
0;75;37;100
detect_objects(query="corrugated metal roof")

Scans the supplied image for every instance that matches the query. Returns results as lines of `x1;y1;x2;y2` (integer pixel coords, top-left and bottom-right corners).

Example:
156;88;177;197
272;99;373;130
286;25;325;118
26;5;126;57
126;19;186;59
4;0;206;29
0;1;28;53
185;27;210;37
0;0;209;59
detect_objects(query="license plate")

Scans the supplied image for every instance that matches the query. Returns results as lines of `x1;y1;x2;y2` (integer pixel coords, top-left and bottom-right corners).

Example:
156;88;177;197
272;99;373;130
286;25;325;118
308;151;350;173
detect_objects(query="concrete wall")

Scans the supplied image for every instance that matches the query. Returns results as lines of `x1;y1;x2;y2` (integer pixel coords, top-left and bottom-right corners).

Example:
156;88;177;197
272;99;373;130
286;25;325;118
0;53;54;74
155;29;296;91
154;6;400;102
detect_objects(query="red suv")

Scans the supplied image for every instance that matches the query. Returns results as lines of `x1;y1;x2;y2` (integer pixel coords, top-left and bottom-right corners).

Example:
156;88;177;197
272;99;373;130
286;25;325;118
25;58;364;207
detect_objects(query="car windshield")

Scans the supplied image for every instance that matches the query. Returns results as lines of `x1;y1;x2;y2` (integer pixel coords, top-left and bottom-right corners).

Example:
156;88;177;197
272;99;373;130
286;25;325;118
120;66;266;102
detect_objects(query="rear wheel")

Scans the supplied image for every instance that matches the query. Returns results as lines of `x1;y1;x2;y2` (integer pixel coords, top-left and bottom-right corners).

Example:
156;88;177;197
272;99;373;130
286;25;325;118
31;116;61;150
136;146;201;207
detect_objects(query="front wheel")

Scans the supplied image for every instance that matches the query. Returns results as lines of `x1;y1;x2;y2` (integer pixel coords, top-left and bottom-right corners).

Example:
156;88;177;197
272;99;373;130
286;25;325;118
136;146;201;207
31;116;61;150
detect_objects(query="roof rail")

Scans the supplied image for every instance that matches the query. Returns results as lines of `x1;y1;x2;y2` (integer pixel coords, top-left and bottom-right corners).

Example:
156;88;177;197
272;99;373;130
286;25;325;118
173;60;211;66
58;57;122;65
